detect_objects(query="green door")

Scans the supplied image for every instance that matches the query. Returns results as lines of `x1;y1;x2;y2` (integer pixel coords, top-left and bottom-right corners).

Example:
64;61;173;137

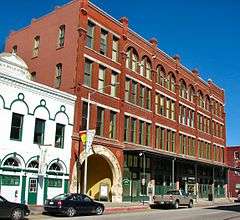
28;178;38;204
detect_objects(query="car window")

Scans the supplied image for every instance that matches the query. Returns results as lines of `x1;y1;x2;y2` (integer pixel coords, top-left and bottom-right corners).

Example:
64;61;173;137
82;196;92;202
52;194;70;200
0;197;4;202
165;191;180;195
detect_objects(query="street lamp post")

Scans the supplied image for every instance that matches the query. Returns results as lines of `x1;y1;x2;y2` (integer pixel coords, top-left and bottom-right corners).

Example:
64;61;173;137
172;158;176;189
83;83;119;195
139;152;146;205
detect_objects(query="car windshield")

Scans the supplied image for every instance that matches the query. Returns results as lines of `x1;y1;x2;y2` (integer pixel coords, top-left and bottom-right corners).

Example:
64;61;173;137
52;194;70;200
165;191;179;195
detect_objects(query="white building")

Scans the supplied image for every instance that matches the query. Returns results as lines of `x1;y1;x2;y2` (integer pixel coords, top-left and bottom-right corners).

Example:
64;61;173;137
0;52;76;205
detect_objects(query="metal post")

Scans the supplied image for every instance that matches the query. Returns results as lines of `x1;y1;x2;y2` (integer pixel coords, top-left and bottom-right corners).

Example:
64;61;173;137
172;158;175;189
212;167;215;202
143;152;146;205
83;92;91;195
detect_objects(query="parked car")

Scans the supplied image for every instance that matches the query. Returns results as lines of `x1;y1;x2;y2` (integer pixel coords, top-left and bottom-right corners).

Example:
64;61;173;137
0;195;30;220
44;193;104;217
153;190;194;209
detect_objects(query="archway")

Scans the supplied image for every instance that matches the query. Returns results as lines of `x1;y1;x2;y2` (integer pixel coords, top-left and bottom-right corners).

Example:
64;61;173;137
70;145;122;202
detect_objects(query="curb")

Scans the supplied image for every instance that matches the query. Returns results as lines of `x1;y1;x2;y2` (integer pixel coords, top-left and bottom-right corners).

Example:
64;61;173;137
105;206;149;214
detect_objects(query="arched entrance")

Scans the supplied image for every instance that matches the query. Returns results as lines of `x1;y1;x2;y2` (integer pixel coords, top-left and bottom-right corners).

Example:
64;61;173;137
70;145;122;202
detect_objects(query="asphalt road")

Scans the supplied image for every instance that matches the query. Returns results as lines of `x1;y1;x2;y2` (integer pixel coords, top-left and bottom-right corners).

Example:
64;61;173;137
30;204;240;220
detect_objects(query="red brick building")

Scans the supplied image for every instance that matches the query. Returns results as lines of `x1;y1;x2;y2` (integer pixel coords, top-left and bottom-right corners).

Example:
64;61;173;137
226;146;240;198
5;0;227;202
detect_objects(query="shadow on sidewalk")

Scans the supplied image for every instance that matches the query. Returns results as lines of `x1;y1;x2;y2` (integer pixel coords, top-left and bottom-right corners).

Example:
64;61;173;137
205;204;240;213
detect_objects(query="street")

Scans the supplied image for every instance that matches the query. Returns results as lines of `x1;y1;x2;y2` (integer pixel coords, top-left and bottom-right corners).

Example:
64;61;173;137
30;204;240;220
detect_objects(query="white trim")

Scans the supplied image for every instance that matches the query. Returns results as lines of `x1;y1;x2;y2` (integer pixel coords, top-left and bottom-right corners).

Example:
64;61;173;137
198;137;211;143
88;17;120;39
124;112;152;124
213;143;225;148
179;131;196;138
155;89;176;101
197;110;211;119
179;101;195;111
212;118;224;125
125;74;152;89
155;122;176;132
84;54;121;73
81;97;120;113
210;95;224;105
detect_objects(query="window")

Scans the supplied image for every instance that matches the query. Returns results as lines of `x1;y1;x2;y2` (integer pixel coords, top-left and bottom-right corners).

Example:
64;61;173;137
12;45;17;53
34;118;45;144
58;25;65;47
112;36;118;62
87;21;95;49
198;91;205;108
130;118;137;143
171;131;175;152
139;85;145;108
188;86;195;102
96;107;104;136
1;175;20;186
171;101;175;120
160;127;165;150
126;48;139;72
30;72;36;81
166;99;170;119
84;59;92;87
33;36;40;57
10;113;24;141
146;88;151;110
140;57;151;79
139;121;145;145
48;178;62;188
170;73;175;92
125;78;131;101
160;95;165;116
180;79;187;99
146;123;151;146
131;81;137;104
110;71;118;97
166;130;171;151
55;123;65;148
109;111;117;139
157;66;165;86
81;102;88;130
98;66;105;91
124;116;130;141
155;94;159;114
55;63;62;88
100;29;108;55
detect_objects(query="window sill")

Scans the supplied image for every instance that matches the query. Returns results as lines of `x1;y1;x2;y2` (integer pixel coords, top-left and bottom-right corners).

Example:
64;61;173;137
10;138;22;142
125;101;152;113
31;55;38;59
56;46;64;50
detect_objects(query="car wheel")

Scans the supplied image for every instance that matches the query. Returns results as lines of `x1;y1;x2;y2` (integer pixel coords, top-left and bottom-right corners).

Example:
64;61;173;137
174;201;179;209
188;200;193;208
95;206;103;215
66;207;76;217
11;208;24;220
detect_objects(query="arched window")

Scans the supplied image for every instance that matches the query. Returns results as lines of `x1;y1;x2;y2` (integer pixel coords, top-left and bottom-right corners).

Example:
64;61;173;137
179;79;187;99
188;85;195;102
28;160;39;169
126;47;139;72
140;56;152;80
157;65;165;86
169;72;176;92
3;157;20;167
205;95;210;111
58;25;65;47
49;162;62;172
198;91;205;108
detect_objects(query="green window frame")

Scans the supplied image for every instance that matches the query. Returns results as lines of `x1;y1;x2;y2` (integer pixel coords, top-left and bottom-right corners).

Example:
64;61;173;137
10;112;24;141
1;175;20;186
109;111;117;139
48;178;62;188
96;107;104;136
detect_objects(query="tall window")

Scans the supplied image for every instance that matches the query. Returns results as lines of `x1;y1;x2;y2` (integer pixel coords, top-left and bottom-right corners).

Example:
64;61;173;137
100;29;108;55
166;99;170;119
180;79;187;99
55;123;65;148
131;81;137;104
84;59;92;87
166;130;171;151
96;107;104;136
171;131;175;152
55;63;62;88
146;123;151;146
146;88;151;110
157;66;165;86
98;66;105;91
160;95;165;116
110;71;118;97
12;45;17;54
10;113;24;141
140;57;151;79
33;36;40;57
170;73;176;92
81;102;88;130
171;101;175;120
126;48;139;72
125;78;130;101
139;120;145;145
109;111;117;139
188;86;195;102
87;21;95;49
139;85;145;108
34;118;45;144
124;116;130;141
58;25;65;47
198;91;205;108
130;118;137;143
112;36;119;62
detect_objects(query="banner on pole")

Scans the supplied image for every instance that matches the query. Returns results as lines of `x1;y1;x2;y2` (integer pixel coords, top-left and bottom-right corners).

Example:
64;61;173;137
38;145;48;176
85;129;95;155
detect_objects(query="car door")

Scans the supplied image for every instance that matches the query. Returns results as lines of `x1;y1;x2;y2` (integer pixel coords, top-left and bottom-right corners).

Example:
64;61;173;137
180;191;189;205
0;196;9;217
81;195;95;214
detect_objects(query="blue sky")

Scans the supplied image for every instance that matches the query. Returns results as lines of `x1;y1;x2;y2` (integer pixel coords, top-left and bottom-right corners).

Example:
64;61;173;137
1;0;239;145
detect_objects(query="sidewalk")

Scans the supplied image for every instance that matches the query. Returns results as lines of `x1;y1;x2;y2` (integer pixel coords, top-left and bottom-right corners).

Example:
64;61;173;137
29;198;236;215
